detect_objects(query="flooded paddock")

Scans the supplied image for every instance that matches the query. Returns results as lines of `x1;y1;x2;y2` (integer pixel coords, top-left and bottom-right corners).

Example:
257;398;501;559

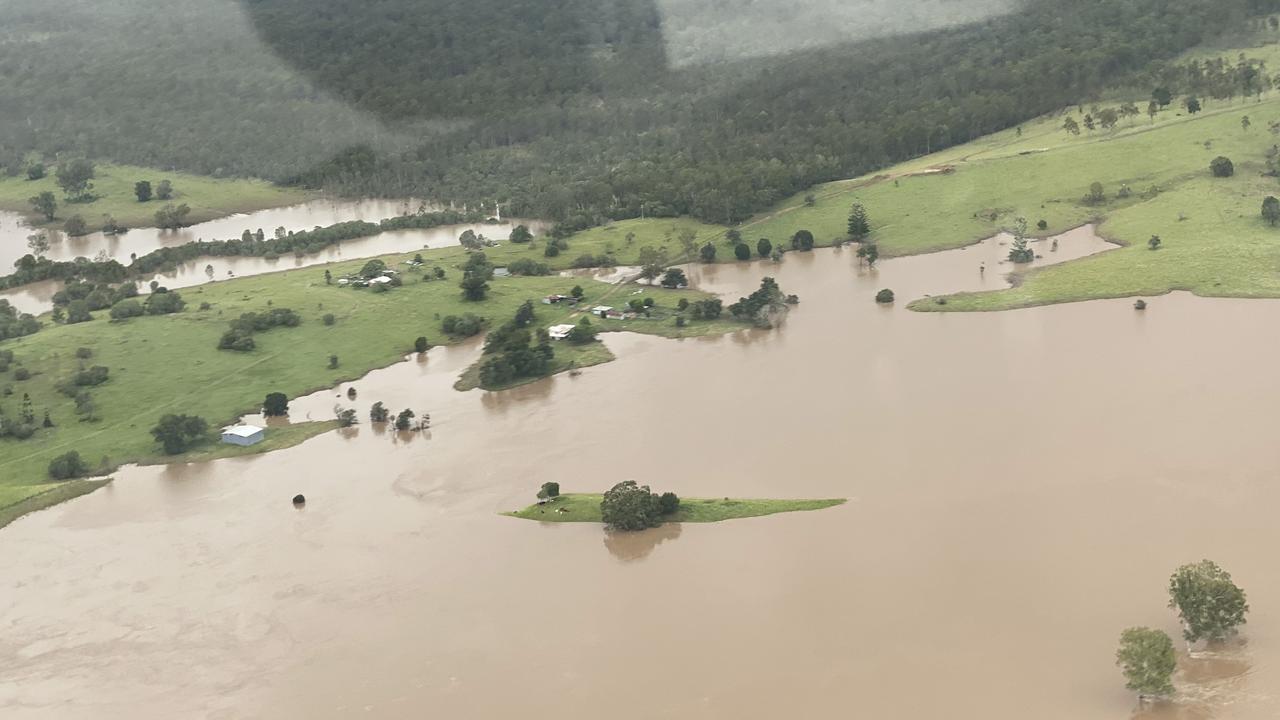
3;227;1279;719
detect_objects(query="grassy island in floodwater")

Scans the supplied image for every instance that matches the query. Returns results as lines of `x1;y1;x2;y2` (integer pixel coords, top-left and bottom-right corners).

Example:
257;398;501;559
505;494;845;524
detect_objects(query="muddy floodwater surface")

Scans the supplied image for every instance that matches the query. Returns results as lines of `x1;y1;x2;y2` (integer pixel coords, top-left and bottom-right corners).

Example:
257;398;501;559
3;227;1279;719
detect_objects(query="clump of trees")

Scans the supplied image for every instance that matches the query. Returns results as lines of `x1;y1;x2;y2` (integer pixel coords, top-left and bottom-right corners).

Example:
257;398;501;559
55;159;95;202
154;203;192;229
566;317;598;344
0;300;40;340
217;307;301;351
600;480;681;531
442;313;484;337
48;451;90;480
477;305;554;387
507;258;550;276
150;414;209;454
857;242;879;266
728;276;792;328
460;251;493;301
537;482;560;500
1112;559;1250;702
660;268;688;289
29;191;57;222
688;298;723;320
791;229;815;251
509;224;534;243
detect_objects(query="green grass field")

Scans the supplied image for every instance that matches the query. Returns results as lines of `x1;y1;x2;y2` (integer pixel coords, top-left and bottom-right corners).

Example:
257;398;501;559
573;45;1280;310
0;162;307;230
504;493;846;524
0;244;744;519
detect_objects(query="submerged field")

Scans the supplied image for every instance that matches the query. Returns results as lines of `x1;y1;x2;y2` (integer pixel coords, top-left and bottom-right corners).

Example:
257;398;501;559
0;162;307;230
0;242;745;522
505;494;846;524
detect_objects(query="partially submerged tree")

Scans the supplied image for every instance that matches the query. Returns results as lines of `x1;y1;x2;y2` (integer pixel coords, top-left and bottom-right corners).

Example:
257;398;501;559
1116;627;1176;699
1168;560;1249;644
29;191;56;221
262;392;289;416
1007;217;1034;263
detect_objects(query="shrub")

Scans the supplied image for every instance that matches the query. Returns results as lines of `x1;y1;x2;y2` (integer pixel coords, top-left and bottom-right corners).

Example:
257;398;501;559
74;365;110;386
1036;219;1048;231
414;336;430;353
323;313;336;325
733;243;751;260
48;451;89;480
507;257;550;276
13;367;30;381
1210;156;1235;178
442;313;484;336
110;299;145;320
144;290;186;315
75;347;93;359
875;289;895;304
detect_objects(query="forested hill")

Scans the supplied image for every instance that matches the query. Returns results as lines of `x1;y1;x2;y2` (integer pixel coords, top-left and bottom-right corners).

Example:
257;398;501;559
2;0;1278;228
289;0;1279;225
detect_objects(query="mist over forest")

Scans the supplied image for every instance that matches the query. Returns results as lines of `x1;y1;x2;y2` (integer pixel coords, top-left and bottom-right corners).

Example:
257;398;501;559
0;0;1271;227
657;0;1018;65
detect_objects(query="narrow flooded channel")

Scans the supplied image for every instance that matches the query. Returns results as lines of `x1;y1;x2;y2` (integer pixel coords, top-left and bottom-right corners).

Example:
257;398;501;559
4;226;1279;719
0;200;545;315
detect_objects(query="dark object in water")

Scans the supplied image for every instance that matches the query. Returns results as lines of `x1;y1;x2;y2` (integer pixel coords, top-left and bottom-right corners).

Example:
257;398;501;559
292;494;306;506
1134;299;1147;310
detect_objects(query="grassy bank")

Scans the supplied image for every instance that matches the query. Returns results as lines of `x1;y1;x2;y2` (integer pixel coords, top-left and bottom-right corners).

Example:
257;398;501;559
137;420;338;466
505;494;846;524
0;243;744;518
0;162;307;230
0;478;111;529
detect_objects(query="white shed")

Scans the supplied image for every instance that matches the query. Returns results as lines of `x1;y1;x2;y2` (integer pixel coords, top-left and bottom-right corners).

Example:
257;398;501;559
548;323;576;340
221;425;265;446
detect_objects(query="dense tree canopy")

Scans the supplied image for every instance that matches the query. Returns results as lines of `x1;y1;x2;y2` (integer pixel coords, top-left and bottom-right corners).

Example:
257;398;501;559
1;0;1271;230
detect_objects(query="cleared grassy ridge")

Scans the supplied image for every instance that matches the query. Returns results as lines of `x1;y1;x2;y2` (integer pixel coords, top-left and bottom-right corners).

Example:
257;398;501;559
0;244;740;514
505;493;846;524
0;162;307;229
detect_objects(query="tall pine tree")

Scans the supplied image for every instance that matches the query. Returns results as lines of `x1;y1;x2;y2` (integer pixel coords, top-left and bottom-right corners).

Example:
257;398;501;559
847;203;870;241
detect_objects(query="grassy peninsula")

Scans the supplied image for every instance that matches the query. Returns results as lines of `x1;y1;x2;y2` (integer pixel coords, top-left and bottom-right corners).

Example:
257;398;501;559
0;238;749;525
505;494;846;524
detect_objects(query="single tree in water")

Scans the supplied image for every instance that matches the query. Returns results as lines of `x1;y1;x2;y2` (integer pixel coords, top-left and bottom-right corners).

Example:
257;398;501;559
1115;627;1176;700
1007;217;1034;263
1168;560;1249;644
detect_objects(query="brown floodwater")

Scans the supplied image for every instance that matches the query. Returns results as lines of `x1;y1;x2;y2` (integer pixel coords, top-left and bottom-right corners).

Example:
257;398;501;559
4;226;1279;719
0;200;545;315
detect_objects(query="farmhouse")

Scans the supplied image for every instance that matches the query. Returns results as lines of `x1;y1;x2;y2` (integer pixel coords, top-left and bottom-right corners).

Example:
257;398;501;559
548;323;576;340
221;425;265;446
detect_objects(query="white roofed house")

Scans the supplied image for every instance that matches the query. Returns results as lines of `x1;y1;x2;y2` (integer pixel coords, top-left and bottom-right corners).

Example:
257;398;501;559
548;323;576;340
221;424;265;446
591;306;613;317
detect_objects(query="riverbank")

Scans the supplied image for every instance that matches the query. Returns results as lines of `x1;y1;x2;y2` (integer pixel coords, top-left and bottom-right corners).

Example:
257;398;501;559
0;162;308;231
505;494;846;524
0;241;746;521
